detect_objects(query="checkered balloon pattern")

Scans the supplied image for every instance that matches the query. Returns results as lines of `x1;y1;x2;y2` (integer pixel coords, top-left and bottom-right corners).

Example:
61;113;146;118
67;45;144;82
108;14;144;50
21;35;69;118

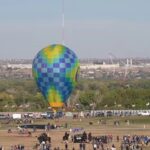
32;44;79;108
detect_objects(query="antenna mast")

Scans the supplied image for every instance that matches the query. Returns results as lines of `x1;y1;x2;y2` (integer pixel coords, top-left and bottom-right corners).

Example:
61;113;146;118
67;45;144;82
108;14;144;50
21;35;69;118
62;0;65;45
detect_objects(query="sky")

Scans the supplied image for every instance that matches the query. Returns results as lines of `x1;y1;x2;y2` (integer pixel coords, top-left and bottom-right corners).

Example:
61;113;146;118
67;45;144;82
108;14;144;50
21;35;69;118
0;0;150;59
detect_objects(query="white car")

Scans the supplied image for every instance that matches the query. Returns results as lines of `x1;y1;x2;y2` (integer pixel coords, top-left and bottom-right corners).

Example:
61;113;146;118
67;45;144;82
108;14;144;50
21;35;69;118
138;111;150;116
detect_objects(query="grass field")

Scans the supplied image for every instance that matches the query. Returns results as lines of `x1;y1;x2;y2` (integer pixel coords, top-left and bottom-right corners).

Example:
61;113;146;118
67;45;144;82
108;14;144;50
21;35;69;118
0;116;150;149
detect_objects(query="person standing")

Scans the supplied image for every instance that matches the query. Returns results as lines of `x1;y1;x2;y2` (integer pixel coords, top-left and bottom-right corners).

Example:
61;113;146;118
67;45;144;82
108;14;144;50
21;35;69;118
111;144;116;150
65;141;68;150
93;143;97;150
79;143;83;150
83;143;86;150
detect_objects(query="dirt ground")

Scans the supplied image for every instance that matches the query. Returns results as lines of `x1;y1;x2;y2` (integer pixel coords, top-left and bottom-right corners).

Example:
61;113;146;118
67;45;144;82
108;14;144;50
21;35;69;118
0;117;150;150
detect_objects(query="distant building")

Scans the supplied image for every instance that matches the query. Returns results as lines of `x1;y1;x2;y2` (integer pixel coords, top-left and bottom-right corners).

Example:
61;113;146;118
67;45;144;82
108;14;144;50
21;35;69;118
7;64;32;69
80;62;120;70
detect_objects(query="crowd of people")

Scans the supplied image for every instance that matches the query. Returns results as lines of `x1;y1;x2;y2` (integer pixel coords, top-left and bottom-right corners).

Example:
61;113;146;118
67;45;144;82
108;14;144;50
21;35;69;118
36;132;149;150
120;135;150;150
0;132;150;150
32;131;116;150
0;145;25;150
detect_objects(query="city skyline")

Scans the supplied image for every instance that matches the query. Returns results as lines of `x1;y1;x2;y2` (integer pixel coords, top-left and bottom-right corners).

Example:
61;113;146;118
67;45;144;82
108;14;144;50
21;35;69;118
0;0;150;59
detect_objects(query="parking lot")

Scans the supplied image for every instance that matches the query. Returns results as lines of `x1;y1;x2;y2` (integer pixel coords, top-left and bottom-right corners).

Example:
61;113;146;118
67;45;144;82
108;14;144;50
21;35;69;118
0;109;150;121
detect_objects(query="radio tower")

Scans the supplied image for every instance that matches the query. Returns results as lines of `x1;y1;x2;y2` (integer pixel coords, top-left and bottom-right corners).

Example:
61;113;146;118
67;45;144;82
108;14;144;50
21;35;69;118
62;0;65;45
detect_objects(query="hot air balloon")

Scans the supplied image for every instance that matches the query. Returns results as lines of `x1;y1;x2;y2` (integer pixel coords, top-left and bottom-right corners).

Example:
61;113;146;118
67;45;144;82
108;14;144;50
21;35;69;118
32;44;79;109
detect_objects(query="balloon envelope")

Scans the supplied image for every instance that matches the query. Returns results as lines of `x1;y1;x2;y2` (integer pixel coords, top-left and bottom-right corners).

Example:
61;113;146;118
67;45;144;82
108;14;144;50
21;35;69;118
32;44;79;108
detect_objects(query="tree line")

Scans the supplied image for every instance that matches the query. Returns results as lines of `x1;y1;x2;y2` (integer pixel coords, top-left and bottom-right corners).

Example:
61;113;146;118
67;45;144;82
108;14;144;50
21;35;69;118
0;79;150;111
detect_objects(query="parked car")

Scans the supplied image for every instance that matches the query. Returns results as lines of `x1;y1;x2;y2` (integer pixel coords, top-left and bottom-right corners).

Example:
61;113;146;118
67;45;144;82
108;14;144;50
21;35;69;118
95;112;105;117
73;134;84;143
55;111;64;118
106;111;113;117
138;111;150;116
24;113;34;118
12;113;22;119
41;112;54;119
0;114;9;119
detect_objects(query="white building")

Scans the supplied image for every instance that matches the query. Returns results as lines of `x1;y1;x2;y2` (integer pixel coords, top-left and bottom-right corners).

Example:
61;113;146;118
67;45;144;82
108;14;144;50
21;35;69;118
7;64;32;69
80;62;120;70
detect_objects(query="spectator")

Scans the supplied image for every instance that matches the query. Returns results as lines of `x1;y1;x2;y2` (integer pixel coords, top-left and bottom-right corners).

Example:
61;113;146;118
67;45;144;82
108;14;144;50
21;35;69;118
33;126;36;132
83;143;86;150
45;125;47;132
111;144;116;150
79;142;83;150
65;141;68;150
88;132;92;142
117;135;119;142
93;143;97;150
47;123;51;131
82;131;87;142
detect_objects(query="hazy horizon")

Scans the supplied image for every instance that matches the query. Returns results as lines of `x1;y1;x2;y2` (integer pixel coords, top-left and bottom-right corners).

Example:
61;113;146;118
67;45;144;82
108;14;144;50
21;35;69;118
0;0;150;59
